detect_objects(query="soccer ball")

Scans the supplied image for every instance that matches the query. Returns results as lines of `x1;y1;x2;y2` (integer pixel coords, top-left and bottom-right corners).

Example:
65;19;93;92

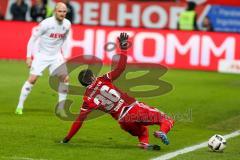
208;134;226;152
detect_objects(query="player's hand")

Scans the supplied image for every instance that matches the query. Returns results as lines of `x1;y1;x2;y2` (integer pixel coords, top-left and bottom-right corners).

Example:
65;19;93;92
118;32;129;50
60;137;70;144
26;57;32;68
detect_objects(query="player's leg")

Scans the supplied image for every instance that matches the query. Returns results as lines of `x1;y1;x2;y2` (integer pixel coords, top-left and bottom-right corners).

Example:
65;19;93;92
49;56;69;117
16;74;39;114
126;102;174;145
120;122;149;144
15;57;48;114
57;75;69;117
152;112;174;144
119;122;160;150
144;104;174;145
58;74;69;107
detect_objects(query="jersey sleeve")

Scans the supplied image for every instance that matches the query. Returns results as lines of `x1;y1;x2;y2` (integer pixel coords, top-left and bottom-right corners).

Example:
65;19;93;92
61;23;71;58
63;22;71;41
27;20;48;58
65;101;92;141
103;50;127;81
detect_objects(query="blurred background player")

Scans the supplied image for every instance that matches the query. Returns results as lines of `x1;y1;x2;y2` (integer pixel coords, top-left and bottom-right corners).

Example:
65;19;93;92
0;5;4;20
61;33;174;150
43;0;54;18
10;0;28;21
201;16;214;32
30;0;46;22
15;2;71;115
178;1;198;31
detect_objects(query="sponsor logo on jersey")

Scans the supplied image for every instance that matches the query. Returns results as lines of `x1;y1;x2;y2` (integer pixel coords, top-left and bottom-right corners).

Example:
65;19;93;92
49;33;65;38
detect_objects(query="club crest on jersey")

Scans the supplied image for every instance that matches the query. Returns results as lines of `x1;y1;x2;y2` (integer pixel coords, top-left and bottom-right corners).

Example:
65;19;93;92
49;33;65;38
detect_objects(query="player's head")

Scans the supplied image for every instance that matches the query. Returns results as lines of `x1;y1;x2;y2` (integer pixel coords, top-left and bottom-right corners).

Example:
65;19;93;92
62;0;70;4
16;0;24;4
78;69;95;87
54;2;67;22
187;1;196;11
36;0;43;5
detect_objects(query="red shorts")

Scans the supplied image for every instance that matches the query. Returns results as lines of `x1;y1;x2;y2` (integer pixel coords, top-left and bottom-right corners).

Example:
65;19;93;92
118;102;174;136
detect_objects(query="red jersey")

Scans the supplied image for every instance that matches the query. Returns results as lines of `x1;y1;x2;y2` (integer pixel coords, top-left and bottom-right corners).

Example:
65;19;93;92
82;73;136;120
65;50;137;140
80;51;136;120
64;50;174;142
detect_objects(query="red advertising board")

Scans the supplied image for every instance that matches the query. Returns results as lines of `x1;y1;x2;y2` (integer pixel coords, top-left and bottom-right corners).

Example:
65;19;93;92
1;21;240;72
179;0;240;6
1;0;240;29
0;0;201;29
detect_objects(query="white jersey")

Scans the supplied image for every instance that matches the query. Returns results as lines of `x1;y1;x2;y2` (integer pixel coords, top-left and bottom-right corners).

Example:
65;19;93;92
27;16;71;58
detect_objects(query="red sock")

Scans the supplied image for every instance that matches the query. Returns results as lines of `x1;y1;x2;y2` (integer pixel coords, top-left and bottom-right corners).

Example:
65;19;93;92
138;126;149;144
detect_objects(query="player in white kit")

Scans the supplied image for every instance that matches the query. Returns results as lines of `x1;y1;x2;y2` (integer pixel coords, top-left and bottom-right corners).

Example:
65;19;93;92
15;2;71;115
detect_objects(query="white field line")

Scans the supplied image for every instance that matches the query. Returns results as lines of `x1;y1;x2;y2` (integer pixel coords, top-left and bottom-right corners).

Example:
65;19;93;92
152;130;240;160
1;156;49;160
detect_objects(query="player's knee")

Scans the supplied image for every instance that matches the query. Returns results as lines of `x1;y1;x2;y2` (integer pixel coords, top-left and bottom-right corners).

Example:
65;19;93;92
129;128;147;137
28;75;38;84
166;117;175;129
127;130;140;136
120;124;144;137
59;75;69;83
169;118;175;129
64;76;69;83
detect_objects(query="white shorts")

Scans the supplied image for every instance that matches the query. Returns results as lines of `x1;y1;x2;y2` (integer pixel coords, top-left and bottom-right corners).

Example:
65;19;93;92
30;55;68;76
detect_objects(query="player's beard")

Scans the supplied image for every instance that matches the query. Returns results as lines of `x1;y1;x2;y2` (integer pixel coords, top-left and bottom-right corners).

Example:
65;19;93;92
55;15;64;23
55;14;65;23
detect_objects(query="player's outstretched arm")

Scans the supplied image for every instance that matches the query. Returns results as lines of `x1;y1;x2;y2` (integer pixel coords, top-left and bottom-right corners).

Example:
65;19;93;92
61;103;92;143
106;32;129;81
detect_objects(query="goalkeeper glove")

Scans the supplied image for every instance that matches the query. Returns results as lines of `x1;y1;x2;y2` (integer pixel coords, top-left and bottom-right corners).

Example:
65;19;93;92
117;32;129;50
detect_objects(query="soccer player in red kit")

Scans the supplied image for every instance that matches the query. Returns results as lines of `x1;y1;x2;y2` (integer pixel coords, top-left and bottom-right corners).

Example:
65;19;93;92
61;33;174;150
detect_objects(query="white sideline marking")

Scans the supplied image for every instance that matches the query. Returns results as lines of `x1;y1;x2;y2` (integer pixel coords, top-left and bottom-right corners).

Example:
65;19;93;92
152;130;240;160
1;156;48;160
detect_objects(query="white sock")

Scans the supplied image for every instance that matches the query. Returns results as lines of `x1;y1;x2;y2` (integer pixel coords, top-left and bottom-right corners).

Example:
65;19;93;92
58;82;68;110
17;81;33;109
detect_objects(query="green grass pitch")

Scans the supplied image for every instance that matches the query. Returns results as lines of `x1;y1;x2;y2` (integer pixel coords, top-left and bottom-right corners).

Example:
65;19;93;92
0;60;239;160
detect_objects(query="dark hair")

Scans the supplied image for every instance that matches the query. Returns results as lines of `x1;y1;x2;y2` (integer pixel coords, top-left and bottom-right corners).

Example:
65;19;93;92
187;2;196;11
78;69;94;87
43;0;48;5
